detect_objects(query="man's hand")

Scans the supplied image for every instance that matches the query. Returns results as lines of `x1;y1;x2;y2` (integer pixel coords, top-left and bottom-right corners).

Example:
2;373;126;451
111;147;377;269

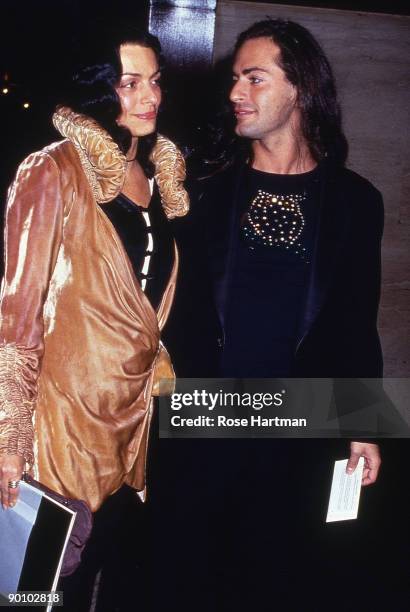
0;454;25;509
347;442;381;486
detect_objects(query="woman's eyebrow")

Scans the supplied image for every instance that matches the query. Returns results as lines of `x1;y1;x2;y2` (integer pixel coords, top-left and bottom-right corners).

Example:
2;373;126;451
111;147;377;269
121;69;161;78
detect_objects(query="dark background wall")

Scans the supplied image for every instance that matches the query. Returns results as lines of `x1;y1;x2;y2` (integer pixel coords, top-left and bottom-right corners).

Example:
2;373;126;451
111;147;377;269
0;0;149;190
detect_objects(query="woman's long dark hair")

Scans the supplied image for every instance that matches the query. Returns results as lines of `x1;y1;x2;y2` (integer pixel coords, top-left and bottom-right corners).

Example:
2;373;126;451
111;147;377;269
205;18;348;172
61;23;162;177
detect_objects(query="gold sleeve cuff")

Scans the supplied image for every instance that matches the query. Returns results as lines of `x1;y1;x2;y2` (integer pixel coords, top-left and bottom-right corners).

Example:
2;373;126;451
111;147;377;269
0;344;37;466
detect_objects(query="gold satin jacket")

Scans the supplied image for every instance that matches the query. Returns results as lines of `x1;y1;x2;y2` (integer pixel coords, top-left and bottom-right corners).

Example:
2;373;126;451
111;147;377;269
0;106;189;511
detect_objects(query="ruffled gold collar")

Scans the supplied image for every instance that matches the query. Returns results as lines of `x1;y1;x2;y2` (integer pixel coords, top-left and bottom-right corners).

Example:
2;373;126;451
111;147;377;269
52;106;189;218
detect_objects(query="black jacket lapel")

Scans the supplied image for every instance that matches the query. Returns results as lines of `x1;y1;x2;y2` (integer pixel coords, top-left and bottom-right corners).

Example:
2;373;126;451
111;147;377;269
297;162;350;348
203;161;247;330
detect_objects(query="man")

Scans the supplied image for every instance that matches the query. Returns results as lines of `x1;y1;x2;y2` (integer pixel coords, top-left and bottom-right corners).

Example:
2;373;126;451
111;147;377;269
159;19;385;610
172;18;382;474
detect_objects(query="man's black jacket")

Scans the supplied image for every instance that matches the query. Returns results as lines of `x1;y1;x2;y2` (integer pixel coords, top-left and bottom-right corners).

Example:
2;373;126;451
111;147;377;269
165;159;384;380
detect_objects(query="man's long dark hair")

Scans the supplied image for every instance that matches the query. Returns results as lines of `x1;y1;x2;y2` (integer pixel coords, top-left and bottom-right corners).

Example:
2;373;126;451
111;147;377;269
205;18;348;171
60;23;162;177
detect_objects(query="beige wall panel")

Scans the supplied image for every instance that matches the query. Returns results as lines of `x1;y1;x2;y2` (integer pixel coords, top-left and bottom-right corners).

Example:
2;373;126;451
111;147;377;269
215;1;410;376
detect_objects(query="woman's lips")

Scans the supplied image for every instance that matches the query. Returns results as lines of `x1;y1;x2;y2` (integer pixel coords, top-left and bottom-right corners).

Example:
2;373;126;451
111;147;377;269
135;111;157;120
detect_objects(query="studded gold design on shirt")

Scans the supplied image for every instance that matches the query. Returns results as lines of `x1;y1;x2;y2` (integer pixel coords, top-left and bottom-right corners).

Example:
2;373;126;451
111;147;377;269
242;190;307;259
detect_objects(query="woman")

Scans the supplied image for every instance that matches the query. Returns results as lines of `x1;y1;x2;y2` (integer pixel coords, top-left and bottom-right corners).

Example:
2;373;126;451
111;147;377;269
0;23;188;606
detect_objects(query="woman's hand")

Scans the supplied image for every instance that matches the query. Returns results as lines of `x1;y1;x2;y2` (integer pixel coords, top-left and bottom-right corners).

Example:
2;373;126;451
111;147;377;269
0;454;25;509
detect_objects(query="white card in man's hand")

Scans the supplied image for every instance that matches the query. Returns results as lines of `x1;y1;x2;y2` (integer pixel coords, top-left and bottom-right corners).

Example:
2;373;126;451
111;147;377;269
326;457;364;522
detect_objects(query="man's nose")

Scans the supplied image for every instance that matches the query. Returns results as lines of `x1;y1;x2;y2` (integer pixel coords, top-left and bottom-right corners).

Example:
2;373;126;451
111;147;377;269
230;80;246;103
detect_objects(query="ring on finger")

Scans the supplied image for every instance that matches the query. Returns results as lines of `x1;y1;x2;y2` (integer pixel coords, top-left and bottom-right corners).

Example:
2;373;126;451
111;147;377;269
8;480;19;489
